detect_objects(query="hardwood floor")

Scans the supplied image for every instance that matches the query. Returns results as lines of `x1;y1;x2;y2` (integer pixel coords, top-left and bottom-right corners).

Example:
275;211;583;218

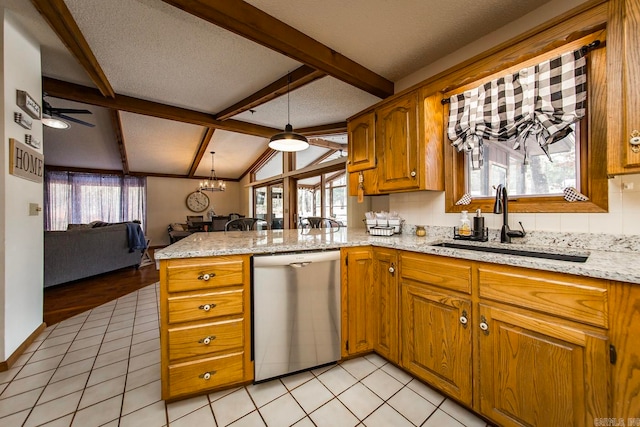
43;250;160;326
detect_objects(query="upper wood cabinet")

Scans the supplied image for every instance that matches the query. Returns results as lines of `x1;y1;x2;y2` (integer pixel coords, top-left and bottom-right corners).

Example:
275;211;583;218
376;92;421;192
347;89;444;195
347;111;376;172
608;0;640;174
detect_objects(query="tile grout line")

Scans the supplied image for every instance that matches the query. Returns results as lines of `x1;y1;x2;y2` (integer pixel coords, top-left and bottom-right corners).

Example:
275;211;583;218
14;305;102;425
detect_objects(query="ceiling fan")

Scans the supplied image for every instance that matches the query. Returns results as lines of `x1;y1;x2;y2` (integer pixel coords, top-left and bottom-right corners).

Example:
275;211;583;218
42;97;95;129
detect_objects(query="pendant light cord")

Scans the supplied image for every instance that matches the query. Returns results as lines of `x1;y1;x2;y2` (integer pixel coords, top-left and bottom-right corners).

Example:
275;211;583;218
287;72;291;124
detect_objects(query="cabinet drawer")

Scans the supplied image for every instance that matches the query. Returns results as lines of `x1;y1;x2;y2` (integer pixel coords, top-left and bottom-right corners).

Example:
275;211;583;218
400;253;471;294
478;265;608;328
167;352;244;399
166;257;245;293
167;289;243;324
168;319;244;361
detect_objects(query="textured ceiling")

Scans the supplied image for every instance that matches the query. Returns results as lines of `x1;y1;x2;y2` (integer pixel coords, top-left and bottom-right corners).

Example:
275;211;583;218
2;0;562;179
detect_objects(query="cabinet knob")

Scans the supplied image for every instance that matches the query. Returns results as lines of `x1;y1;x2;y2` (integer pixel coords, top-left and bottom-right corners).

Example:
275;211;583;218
389;264;395;274
199;303;216;312
410;169;417;177
199;371;216;380
479;315;489;335
631;130;640;153
459;310;468;327
198;273;216;281
199;335;216;345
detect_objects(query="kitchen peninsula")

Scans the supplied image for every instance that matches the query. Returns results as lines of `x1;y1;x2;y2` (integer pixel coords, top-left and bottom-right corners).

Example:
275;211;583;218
155;228;640;424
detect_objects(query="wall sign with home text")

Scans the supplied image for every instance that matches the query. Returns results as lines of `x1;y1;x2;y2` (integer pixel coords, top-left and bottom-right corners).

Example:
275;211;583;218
9;138;43;183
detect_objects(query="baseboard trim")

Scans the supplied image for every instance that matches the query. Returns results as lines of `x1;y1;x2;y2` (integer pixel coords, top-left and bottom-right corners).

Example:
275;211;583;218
0;322;47;371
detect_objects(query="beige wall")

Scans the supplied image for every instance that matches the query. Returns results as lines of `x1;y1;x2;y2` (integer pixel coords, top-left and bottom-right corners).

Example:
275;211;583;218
146;176;243;246
1;10;44;360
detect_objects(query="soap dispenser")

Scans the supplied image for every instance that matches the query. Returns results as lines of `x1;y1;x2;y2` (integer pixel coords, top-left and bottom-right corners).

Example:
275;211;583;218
459;210;472;236
474;208;485;234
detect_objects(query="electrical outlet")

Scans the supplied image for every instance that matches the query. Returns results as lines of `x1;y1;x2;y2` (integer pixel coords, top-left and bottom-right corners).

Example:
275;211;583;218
622;182;634;191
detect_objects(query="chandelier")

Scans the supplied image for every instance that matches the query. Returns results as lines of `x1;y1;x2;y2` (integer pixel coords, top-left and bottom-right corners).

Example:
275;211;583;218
198;151;226;192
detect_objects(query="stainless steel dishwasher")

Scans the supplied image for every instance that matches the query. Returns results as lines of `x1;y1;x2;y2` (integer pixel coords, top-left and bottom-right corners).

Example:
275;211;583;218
253;250;341;382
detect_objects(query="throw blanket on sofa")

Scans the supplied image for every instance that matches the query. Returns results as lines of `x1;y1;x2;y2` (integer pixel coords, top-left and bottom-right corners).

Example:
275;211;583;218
126;222;147;252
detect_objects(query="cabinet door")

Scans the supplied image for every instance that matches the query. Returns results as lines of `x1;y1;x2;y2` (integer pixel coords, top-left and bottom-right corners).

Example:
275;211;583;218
373;248;398;364
341;248;374;356
376;92;420;192
348;112;376;172
478;305;609;427
401;281;472;405
608;0;640;173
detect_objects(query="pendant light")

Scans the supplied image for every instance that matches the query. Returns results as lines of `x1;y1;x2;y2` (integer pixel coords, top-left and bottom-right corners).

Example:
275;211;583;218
198;151;226;192
269;72;309;152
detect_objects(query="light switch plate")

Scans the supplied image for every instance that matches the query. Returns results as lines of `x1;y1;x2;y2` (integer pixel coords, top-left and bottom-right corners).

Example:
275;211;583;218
29;203;41;216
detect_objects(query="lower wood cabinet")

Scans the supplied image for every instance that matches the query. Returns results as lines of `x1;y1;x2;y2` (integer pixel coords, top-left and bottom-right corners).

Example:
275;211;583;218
477;304;609;427
373;248;399;364
401;281;472;405
159;255;252;400
341;247;375;356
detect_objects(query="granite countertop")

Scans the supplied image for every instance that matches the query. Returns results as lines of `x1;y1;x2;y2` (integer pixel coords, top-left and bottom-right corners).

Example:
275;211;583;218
154;227;640;285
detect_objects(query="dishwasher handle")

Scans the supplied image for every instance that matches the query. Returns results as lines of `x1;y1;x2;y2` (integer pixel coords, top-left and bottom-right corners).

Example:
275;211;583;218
289;262;311;268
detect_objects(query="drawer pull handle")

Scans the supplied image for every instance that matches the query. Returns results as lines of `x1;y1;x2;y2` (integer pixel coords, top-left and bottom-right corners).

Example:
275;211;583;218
199;303;217;312
199;371;216;380
199;336;216;345
198;273;216;281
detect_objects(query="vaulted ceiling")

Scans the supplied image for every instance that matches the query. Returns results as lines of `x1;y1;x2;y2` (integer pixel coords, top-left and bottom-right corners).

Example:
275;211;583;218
3;0;553;181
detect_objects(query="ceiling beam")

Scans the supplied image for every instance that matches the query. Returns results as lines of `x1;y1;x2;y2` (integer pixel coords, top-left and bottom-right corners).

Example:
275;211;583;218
109;110;129;174
215;65;325;120
189;128;215;177
162;0;393;99
307;138;345;151
43;77;280;138
31;0;115;98
298;122;347;135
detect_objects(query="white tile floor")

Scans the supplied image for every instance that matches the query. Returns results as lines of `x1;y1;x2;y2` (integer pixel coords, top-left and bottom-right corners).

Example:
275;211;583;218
0;283;491;427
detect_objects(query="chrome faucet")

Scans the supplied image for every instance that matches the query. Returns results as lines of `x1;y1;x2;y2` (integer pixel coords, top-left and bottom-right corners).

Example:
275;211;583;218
493;184;526;243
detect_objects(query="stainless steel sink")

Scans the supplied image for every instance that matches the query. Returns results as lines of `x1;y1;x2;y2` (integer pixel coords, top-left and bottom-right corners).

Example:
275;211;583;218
431;241;589;263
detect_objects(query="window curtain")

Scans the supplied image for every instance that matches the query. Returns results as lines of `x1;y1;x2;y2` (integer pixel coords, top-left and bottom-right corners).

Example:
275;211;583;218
447;48;587;169
44;171;146;231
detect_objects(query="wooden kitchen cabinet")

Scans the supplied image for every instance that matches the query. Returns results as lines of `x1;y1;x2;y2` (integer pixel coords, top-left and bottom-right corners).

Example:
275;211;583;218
477;304;609;427
376;91;420;192
347;110;376;172
341;247;375;356
159;255;252;400
608;0;640;174
477;263;610;426
347;88;443;195
372;248;399;364
399;252;473;405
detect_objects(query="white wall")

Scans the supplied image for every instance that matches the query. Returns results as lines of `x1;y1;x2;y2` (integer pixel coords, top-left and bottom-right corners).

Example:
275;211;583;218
382;0;640;236
146;176;243;246
0;10;43;361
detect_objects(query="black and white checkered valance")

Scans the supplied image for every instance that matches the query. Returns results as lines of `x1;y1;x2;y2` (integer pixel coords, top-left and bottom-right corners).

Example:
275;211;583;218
446;48;587;169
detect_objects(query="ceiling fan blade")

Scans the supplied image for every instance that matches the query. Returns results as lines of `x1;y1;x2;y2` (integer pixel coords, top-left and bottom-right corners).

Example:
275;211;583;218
57;113;95;127
50;108;92;115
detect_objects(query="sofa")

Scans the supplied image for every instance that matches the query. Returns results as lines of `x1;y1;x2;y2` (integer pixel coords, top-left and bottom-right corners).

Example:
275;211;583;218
44;222;144;288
